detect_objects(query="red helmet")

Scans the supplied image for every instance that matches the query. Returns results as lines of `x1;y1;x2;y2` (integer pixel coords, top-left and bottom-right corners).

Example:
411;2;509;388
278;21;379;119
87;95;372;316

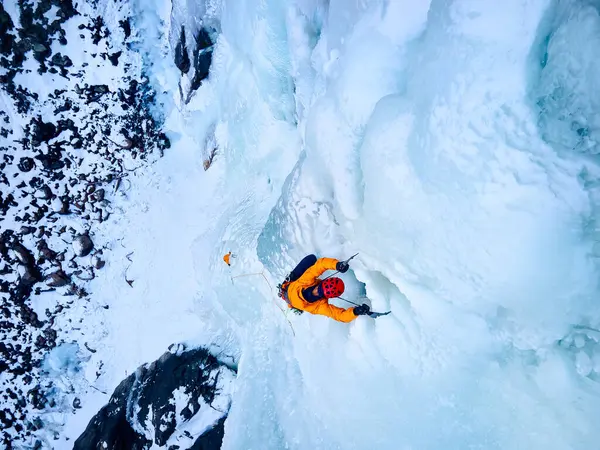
321;277;345;298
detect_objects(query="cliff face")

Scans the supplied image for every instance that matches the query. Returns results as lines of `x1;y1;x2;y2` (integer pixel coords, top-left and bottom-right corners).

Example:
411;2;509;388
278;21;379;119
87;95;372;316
75;345;235;450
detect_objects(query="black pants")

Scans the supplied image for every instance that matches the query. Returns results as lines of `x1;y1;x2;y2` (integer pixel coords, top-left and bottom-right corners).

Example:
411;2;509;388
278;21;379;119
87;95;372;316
288;254;317;282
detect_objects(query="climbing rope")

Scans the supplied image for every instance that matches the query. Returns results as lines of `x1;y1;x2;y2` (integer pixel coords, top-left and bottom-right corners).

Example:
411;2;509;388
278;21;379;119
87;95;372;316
231;271;296;336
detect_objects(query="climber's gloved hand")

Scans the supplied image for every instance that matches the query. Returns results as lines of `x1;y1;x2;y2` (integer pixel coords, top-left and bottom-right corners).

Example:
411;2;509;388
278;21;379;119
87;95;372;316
353;303;371;316
336;261;350;273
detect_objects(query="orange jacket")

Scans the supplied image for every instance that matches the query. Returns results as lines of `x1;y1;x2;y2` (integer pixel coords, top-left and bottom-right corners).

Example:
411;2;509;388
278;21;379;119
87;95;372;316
223;252;231;266
286;257;357;323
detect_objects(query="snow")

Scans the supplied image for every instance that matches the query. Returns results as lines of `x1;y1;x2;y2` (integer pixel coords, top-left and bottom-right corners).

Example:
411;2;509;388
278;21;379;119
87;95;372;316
24;0;600;448
159;371;234;449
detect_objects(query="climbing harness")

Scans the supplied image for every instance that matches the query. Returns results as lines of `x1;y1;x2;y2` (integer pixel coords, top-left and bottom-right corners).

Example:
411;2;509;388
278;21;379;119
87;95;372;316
277;279;304;315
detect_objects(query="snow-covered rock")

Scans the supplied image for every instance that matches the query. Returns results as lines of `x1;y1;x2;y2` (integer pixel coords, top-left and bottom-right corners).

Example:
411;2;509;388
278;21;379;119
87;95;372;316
74;346;235;450
73;234;94;257
45;269;70;287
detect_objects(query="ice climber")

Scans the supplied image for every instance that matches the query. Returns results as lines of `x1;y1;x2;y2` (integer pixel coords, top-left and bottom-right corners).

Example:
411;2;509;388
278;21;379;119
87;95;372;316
223;251;233;266
278;254;371;322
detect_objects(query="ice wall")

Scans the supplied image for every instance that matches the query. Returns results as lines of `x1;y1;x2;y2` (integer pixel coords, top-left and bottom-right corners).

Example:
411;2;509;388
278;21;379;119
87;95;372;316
72;0;600;448
251;0;600;448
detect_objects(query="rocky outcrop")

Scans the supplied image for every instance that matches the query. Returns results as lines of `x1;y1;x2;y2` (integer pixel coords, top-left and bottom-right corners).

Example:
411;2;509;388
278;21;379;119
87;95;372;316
75;346;235;450
175;26;191;74
172;20;216;104
189;27;214;97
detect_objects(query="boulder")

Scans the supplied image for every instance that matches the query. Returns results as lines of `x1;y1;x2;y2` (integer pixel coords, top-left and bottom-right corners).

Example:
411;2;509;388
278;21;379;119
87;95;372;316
92;255;105;269
11;243;34;266
72;234;93;257
45;270;70;288
31;117;58;145
18;157;35;172
50;53;73;68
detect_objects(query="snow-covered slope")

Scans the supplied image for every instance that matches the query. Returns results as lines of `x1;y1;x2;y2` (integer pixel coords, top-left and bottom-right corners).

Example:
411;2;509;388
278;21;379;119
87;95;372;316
3;0;600;449
0;0;171;446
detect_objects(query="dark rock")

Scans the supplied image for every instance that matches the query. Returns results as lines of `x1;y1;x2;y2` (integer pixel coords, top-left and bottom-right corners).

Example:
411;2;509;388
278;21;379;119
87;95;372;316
55;199;69;215
0;263;12;275
71;137;82;149
84;342;96;353
11;243;35;266
91;188;104;202
108;51;122;66
0;3;15;56
158;132;171;151
187;28;213;101
88;16;109;45
34;226;45;238
28;176;43;189
32;43;47;53
63;284;78;296
190;49;212;94
38;245;56;262
82;84;109;103
175;26;190;74
119;19;131;39
46;270;70;288
0;192;17;214
57;118;78;134
56;1;78;23
19;265;41;289
19;226;36;236
18;157;35;172
35;152;65;171
50;53;72;68
54;99;72;114
186;28;213;103
31;117;59;145
73;234;93;257
27;385;47;410
194;27;213;54
73;397;81;409
74;347;234;449
36;185;52;199
92;256;105;270
190;416;226;450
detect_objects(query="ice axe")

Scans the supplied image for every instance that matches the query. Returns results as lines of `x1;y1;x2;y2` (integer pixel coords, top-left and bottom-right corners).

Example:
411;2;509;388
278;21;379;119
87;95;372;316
322;253;359;280
329;253;390;318
338;296;390;318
